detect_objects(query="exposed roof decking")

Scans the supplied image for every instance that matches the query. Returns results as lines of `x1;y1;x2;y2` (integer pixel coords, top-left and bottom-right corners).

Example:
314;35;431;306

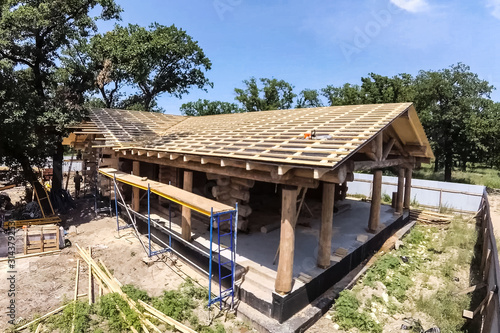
88;108;186;147
69;103;433;171
148;103;413;167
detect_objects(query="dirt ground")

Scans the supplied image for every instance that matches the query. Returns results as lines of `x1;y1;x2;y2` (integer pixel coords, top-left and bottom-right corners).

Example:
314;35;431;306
0;188;246;332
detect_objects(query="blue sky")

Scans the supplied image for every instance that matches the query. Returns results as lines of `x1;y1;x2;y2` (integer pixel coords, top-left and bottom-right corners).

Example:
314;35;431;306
96;0;500;114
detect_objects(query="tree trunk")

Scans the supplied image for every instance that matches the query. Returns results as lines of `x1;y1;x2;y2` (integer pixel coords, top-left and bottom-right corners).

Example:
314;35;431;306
52;141;64;193
433;157;439;172
19;156;37;185
444;152;452;182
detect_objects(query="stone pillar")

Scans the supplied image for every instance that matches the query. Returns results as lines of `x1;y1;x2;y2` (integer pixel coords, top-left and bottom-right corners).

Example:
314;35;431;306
403;167;413;209
317;182;335;269
396;168;405;215
181;170;193;241
368;170;382;232
275;185;298;294
132;161;140;211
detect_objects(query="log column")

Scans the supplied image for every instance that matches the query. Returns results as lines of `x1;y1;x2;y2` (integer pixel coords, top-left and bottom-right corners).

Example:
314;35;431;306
395;168;405;215
182;170;193;241
275;185;298;294
368;170;382;232
403;167;413;209
132;161;140;211
318;182;335;269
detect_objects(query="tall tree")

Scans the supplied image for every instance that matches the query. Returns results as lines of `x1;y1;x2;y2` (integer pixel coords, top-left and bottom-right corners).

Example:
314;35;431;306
413;63;493;181
235;77;296;111
180;99;241;116
296;89;323;108
0;0;121;186
360;73;415;104
321;83;362;106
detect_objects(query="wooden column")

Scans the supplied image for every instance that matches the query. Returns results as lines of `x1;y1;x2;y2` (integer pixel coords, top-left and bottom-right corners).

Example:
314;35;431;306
132;161;140;211
368;170;382;232
181;171;193;241
275;185;298;294
318;182;335;269
403;167;413;209
395;168;405;215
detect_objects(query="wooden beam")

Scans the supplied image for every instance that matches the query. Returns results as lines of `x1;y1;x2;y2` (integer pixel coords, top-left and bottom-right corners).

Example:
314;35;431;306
157;153;167;159
368;170;382;232
318;182;335;268
181;171;193;241
403;167;413;209
246;162;254;171
126;155;319;188
354;158;412;171
132;161;140;211
137;150;146;156
375;134;383;161
404;144;427;156
146;151;156;157
278;165;293;176
382;138;396;160
396;168;404;215
313;168;330;179
170;154;180;160
275;185;298;294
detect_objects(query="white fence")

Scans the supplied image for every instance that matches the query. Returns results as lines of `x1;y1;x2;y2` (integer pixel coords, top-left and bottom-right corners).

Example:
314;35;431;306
349;173;484;213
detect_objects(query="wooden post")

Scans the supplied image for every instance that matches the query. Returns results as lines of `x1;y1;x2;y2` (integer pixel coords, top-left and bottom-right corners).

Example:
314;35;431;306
318;182;335;268
275;185;298;294
403;167;412;209
368;170;382;232
181;171;193;241
396;168;404;215
132;161;140;211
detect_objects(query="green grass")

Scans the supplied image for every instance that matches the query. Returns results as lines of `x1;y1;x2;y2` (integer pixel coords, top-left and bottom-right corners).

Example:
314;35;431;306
26;279;227;333
332;217;480;332
414;163;500;189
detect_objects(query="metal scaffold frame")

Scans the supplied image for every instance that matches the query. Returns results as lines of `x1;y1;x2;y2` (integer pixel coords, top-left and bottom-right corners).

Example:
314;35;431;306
98;168;238;310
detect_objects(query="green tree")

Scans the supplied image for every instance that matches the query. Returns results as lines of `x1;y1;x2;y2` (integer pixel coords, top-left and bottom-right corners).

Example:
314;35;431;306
235;77;296;111
180;99;241;116
0;0;121;186
112;23;212;111
296;89;323;108
413;63;494;181
321;83;362;106
360;73;415;104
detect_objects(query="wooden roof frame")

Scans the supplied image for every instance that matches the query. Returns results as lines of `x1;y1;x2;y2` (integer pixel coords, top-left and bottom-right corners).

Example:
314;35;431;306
65;103;433;186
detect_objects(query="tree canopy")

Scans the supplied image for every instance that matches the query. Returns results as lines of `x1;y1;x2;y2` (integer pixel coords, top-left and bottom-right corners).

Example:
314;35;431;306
0;0;121;182
180;99;241;116
234;77;296;112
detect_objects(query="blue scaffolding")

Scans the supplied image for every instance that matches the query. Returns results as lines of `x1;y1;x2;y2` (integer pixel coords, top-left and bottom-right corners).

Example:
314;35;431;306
208;204;238;309
101;168;238;310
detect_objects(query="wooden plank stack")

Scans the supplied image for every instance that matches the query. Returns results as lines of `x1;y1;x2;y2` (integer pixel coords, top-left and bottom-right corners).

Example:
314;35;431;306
74;244;196;333
208;173;253;231
410;209;453;225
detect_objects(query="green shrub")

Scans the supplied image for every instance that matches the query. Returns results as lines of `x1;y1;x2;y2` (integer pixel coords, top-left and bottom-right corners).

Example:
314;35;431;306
333;290;382;333
122;284;151;302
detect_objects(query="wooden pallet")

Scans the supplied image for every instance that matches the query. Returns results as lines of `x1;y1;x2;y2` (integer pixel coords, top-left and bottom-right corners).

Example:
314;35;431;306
23;225;60;255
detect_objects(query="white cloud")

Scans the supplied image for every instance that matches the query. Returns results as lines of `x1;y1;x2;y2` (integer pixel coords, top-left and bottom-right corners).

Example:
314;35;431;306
487;0;500;19
390;0;430;13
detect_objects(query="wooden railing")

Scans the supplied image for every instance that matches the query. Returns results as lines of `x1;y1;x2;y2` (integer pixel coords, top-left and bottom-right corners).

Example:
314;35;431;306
475;192;500;332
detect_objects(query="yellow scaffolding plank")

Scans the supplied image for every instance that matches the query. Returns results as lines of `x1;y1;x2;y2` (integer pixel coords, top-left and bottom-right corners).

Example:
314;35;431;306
99;168;234;216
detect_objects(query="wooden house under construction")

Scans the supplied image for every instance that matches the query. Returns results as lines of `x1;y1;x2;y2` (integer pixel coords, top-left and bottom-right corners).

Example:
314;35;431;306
64;102;433;324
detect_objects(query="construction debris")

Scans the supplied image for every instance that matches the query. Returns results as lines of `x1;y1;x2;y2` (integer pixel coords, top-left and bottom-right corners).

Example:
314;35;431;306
74;243;197;333
410;210;453;225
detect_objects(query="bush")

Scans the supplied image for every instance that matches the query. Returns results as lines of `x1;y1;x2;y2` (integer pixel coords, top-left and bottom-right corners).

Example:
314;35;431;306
333;290;382;333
